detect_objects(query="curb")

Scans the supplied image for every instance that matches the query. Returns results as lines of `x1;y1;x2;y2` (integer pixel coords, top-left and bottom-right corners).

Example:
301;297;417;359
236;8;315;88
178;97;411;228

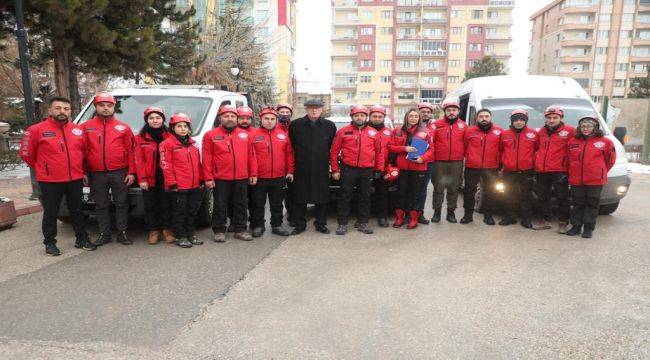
15;202;43;217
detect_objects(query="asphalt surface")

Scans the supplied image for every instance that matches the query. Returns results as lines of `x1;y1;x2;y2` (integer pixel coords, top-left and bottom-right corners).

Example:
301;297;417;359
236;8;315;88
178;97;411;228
0;174;648;359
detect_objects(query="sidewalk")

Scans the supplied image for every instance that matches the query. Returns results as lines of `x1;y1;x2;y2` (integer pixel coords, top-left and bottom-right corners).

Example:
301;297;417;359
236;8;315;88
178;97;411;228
0;167;41;217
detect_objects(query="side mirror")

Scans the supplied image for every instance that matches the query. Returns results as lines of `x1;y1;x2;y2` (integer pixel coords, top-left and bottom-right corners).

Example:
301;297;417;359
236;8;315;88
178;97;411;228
613;126;627;145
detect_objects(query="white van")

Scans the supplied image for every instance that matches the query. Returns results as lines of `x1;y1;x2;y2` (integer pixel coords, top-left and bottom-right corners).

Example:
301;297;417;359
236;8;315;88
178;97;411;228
447;75;631;215
59;85;249;225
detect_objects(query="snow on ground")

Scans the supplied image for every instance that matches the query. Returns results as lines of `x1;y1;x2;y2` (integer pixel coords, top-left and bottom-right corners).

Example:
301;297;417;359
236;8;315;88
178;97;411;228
0;164;30;180
628;162;650;175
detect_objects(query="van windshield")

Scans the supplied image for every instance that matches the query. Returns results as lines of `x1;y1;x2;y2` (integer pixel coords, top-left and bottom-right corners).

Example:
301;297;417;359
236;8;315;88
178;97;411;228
481;98;603;132
76;95;213;134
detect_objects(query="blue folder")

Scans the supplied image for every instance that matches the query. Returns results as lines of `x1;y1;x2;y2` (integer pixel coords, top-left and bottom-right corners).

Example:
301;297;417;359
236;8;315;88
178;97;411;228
406;138;429;161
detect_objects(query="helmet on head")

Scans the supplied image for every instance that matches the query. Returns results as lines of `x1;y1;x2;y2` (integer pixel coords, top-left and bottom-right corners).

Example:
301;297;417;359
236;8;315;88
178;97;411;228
237;106;254;118
350;105;369;117
442;99;460;110
510;109;529;122
275;102;293;114
143;106;165;122
578;115;599;129
218;105;238;117
170;113;191;126
259;107;278;119
418;102;435;111
369;105;387;116
544;105;564;118
93;92;116;105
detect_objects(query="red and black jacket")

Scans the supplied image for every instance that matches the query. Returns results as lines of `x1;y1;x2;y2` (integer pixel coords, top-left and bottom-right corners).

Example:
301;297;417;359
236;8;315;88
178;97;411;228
81;115;135;174
251;127;295;179
500;126;539;172
202;126;258;181
159;135;202;190
387;126;435;171
432;117;466;161
330;124;383;173
535;123;576;173
567;135;616;186
371;124;394;170
20;117;87;182
464;124;503;169
134;131;171;187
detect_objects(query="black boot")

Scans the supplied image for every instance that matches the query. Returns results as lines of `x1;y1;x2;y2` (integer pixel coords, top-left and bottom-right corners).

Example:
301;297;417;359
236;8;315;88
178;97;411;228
581;224;594;238
499;216;517;226
377;217;389;228
45;243;61;256
93;232;112;246
315;225;330;234
431;208;442;223
446;209;457;223
483;213;495;226
271;227;291;236
565;224;582;236
520;218;533;229
418;213;430;225
76;233;97;251
460;210;473;224
116;231;133;245
252;227;265;238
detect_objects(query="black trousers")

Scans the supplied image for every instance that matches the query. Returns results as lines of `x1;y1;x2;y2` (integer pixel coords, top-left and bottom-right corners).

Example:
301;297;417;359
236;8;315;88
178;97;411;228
396;170;427;211
463;168;498;214
212;179;248;233
89;169;129;233
293;203;328;230
228;185;254;225
337;165;373;225
285;181;294;222
39;179;85;245
570;185;602;228
372;176;389;219
418;162;434;211
536;172;570;222
432;160;463;210
250;177;286;228
171;188;203;238
142;184;172;231
502;170;535;219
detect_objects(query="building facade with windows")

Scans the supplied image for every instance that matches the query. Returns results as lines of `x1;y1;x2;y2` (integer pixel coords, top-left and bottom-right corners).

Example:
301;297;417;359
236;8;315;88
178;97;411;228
331;0;513;120
529;0;650;102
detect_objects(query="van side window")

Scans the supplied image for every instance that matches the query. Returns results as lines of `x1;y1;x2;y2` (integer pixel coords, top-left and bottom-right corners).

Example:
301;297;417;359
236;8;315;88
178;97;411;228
468;106;476;125
458;93;470;121
235;100;244;108
220;100;231;107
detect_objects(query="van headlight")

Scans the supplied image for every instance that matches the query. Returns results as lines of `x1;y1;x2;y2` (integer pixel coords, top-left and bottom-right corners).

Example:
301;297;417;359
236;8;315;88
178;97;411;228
495;182;505;193
616;185;628;195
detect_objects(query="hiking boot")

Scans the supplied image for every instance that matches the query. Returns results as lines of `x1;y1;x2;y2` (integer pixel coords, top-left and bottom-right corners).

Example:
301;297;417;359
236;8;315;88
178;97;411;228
176;237;192;248
460;211;474;224
213;232;226;243
393;209;405;228
565;224;582;236
431;208;442;223
377;217;389;228
483;213;496;226
581;224;594;239
315;225;330;234
532;219;552;230
93;232;112;246
45;243;61;256
271;227;291;236
252;227;265;238
162;229;176;243
76;234;97;251
499;216;517;226
357;223;374;234
520;218;533;229
418;214;430;225
446;209;457;223
336;224;348;235
557;221;569;234
188;235;203;245
234;232;253;241
147;230;161;245
290;227;306;235
116;231;133;245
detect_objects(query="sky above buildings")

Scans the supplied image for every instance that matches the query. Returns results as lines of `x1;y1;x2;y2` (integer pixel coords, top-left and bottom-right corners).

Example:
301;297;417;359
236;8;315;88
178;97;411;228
295;0;555;93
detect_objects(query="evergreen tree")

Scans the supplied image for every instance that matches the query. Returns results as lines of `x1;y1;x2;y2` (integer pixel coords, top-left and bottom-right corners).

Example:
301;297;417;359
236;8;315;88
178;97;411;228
628;70;650;99
463;56;507;82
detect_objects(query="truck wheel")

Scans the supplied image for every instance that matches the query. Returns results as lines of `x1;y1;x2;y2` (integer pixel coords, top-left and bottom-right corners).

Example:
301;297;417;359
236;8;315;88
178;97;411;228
599;202;619;215
196;189;213;227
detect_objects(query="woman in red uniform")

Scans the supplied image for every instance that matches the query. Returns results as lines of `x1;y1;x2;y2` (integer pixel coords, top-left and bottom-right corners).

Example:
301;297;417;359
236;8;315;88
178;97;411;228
387;109;435;229
566;116;615;238
159;113;204;248
135;107;173;245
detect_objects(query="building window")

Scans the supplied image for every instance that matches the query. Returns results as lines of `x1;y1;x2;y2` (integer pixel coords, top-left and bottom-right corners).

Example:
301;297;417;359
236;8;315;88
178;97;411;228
380;43;391;52
449;59;460;67
618;47;629;56
472;10;483;19
554;50;559;58
451;27;462;35
450;43;461;51
399;60;416;68
595;63;605;72
487;11;498;19
381;60;392;68
469;43;482;51
448;76;459;84
360;91;372;99
361;44;372;51
592;80;602;88
600;14;611;22
361;27;373;35
598;31;609;39
620;30;632;39
360;75;372;83
346;92;355;100
397;92;415;100
616;63;628;72
380;92;391;100
485;44;494;53
597;47;607;55
380;27;393;35
362;11;372;19
614;79;626;88
451;10;462;18
361;60;373;67
380;76;392;83
421;89;443;101
381;10;393;19
470;26;482;34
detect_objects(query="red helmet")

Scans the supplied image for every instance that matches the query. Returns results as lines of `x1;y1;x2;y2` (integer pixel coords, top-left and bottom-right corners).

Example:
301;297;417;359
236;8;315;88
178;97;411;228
384;165;400;182
442;100;460;110
418;102;435;111
170;112;191;126
544;105;564;118
275;102;293;114
369;105;386;116
510;109;529;121
237;106;254;118
93;92;116;105
259;107;278;118
350;105;369;117
143;106;165;121
218;104;238;117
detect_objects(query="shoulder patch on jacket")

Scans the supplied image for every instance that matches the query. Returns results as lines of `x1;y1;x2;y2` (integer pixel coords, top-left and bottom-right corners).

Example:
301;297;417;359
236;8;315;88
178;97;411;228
71;128;83;136
277;133;287;140
114;124;126;131
492;130;501;136
417;131;427;138
593;141;605;148
526;132;536;139
383;129;391;136
558;130;569;137
238;132;248;139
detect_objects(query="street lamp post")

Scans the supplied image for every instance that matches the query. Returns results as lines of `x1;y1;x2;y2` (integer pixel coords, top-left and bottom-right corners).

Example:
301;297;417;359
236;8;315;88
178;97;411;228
230;59;242;93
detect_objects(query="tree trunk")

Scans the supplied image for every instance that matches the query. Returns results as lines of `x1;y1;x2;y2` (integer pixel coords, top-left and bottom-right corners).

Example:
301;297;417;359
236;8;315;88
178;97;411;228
52;41;69;99
68;64;81;116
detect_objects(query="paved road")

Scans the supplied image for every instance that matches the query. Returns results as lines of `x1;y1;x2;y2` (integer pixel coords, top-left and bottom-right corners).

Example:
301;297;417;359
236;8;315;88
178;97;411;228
1;174;648;359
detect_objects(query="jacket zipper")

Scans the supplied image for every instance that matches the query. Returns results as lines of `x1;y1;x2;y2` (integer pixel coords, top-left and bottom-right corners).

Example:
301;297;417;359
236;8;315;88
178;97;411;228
45;162;50;176
580;141;587;185
229;133;236;178
102;120;108;171
356;127;362;167
268;129;274;177
480;133;487;168
448;125;452;160
60;124;73;181
188;147;195;188
515;131;521;170
542;131;551;172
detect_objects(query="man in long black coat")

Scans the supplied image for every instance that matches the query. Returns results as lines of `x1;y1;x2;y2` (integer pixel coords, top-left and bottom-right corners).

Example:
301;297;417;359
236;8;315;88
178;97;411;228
289;99;337;235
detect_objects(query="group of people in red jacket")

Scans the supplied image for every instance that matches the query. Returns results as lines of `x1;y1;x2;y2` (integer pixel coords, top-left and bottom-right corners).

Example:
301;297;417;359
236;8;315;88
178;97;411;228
20;92;615;256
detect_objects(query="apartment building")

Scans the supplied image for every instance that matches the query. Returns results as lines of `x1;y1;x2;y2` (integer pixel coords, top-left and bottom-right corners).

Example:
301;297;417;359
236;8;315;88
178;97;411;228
331;0;514;120
529;0;650;102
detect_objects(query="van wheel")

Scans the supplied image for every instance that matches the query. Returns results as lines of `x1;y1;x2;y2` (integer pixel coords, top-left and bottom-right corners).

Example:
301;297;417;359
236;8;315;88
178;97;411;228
196;188;213;227
599;202;619;215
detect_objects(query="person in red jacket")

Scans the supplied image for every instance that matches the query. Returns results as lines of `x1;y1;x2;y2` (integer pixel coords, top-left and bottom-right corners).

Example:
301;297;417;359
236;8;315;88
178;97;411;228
532;105;576;233
275;102;294;224
249;107;294;238
416;102;436;225
368;105;393;228
461;108;503;225
226;106;256;230
566;116;615;238
20;97;96;255
134;106;173;245
499;109;539;228
159;113;204;248
330;105;383;235
431;99;466;223
81;92;136;246
388;109;435;229
203;105;258;242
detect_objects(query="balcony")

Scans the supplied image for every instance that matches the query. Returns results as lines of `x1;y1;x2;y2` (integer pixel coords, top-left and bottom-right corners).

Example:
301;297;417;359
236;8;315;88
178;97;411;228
332;51;358;58
560;22;595;31
396;17;421;24
332;34;358;41
422;18;447;24
561;5;598;14
332;0;358;8
487;17;513;25
488;0;514;7
395;82;419;89
561;37;593;46
396;50;421;57
421;49;447;57
396;34;420;40
485;33;512;41
397;0;448;6
560;54;592;63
